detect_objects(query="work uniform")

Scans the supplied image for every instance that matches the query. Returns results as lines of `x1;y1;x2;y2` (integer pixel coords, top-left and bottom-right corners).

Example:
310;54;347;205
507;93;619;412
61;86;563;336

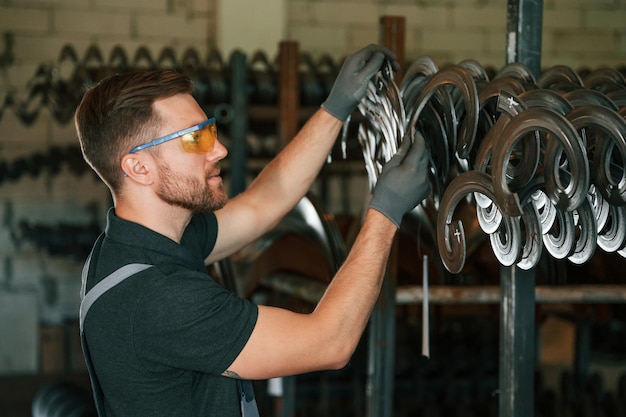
81;208;258;416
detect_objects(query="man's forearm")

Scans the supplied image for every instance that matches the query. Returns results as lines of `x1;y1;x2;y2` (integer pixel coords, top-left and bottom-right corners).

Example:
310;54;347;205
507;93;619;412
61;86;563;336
311;209;397;362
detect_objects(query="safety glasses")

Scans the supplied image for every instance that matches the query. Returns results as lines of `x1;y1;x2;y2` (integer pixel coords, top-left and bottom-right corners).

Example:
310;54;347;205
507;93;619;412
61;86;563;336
129;118;217;154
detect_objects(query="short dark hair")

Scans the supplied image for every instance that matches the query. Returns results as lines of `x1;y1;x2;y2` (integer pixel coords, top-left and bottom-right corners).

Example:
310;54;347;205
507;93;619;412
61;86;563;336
75;70;194;193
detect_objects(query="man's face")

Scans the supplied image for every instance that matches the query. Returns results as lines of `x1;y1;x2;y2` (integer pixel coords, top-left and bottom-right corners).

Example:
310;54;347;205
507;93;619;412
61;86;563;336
151;94;229;213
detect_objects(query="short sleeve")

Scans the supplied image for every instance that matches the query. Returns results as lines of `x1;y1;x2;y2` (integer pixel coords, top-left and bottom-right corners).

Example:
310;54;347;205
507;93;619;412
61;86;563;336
132;270;258;375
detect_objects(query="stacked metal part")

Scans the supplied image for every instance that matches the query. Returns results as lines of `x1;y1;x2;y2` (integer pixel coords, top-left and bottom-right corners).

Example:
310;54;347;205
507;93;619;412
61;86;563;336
0;44;338;126
356;57;626;274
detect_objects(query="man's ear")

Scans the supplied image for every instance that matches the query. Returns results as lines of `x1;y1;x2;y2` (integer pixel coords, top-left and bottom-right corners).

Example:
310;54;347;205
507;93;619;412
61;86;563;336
121;154;153;184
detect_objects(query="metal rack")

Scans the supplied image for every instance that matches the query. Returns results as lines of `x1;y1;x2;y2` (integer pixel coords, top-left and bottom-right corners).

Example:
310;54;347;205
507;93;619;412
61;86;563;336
244;4;626;417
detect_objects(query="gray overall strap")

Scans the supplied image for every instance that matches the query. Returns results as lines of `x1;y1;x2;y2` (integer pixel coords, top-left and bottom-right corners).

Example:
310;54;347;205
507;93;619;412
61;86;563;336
238;379;260;417
79;246;153;417
79;263;153;333
80;258;259;417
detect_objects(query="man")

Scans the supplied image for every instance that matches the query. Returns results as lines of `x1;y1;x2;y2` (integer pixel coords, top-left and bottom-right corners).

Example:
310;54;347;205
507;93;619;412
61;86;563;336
75;44;431;416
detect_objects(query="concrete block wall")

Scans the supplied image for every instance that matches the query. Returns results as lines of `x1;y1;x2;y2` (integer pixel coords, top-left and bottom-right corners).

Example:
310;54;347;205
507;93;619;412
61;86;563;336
287;0;626;71
0;0;217;374
0;0;625;374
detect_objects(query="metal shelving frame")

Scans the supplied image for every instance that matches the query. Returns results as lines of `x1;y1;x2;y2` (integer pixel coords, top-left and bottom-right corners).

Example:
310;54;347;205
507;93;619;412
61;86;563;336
225;4;626;417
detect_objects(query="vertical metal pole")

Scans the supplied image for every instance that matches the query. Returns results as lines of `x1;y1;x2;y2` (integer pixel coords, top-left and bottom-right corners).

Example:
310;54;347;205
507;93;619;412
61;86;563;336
229;51;248;197
500;266;536;417
366;18;405;417
574;318;591;388
366;235;399;417
506;0;543;75
280;376;296;417
500;3;542;417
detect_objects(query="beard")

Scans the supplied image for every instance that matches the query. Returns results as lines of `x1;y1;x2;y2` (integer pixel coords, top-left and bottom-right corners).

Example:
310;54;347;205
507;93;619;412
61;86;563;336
156;162;227;213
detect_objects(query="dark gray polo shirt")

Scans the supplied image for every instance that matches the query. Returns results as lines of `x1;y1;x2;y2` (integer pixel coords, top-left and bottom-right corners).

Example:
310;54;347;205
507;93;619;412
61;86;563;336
82;208;258;416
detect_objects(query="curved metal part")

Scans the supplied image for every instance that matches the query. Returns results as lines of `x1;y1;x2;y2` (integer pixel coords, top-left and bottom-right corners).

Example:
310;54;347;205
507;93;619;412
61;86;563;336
527;108;590;214
401;55;439;89
596;138;626;205
537;65;584;90
563;88;618;110
607;88;626;108
567;196;598;264
516;177;558;237
437;170;501;274
476;89;530;196
531;190;558;234
459;59;490;82
492;91;543;191
429;89;458;158
473;91;531;211
495;87;529;117
583;67;626;93
401;56;438;115
476;194;502;234
357;123;379;190
478;77;527;113
518;88;574;115
474;108;509;174
597;204;626;253
379;61;406;137
234;194;347;273
357;62;407;189
542;206;576;260
407;64;479;159
490;107;586;217
294;194;348;271
415;101;451;193
494;62;537;84
566;104;626;205
488;213;522;267
516;201;543;270
588;184;610;232
404;81;458;160
401;74;431;116
474;77;527;148
248;51;277;105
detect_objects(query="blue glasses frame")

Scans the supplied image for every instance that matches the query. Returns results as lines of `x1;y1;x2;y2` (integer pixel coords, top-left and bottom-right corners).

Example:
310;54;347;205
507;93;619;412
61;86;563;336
129;118;216;154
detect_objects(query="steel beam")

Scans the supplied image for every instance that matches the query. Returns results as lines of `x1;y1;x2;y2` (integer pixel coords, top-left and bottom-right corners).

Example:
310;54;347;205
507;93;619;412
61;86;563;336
503;2;543;416
506;0;543;76
228;51;248;197
365;16;406;417
499;266;536;417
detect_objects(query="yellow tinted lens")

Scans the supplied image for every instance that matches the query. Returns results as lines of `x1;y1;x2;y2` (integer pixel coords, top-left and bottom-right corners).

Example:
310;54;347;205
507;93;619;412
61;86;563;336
180;121;217;153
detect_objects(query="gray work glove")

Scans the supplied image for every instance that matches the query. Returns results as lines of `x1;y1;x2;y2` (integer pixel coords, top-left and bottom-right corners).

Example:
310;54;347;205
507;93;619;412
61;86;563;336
369;131;431;228
321;44;400;121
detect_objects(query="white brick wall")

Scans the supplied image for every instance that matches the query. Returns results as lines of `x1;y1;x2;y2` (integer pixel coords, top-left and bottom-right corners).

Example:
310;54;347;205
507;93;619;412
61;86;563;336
0;7;50;35
286;0;626;69
54;9;133;37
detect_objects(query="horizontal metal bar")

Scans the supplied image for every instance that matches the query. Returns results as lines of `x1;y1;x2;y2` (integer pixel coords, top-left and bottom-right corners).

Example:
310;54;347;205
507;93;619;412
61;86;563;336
261;274;626;305
397;285;626;304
